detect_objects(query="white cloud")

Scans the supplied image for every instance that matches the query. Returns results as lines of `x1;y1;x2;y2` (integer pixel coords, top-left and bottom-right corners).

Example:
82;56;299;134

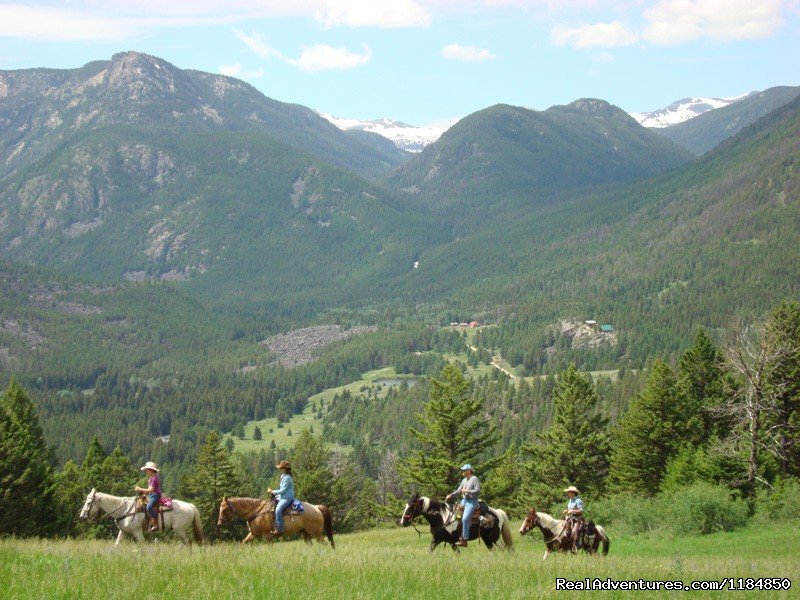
552;21;639;49
441;43;498;62
0;4;138;40
551;0;786;49
642;0;785;45
314;0;431;28
289;44;372;71
218;63;265;79
232;29;285;60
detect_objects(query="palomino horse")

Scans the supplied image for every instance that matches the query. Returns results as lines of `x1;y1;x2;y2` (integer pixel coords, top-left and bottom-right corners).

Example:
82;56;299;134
217;496;335;547
519;507;609;560
79;488;204;545
400;493;514;552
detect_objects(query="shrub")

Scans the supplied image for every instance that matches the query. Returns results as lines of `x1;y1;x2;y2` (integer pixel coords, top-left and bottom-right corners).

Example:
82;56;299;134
660;483;749;535
755;477;800;521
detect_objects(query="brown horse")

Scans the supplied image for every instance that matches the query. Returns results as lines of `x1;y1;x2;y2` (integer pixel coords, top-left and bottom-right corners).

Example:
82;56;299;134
519;507;609;560
217;496;335;547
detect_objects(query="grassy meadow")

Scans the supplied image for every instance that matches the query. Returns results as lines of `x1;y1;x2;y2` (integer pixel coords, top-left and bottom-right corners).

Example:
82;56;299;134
1;519;798;599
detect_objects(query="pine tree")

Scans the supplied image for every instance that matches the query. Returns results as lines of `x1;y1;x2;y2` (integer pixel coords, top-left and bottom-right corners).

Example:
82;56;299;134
53;459;84;536
80;436;108;491
290;430;333;505
765;301;800;477
523;364;610;507
0;380;59;536
181;431;244;538
679;329;727;438
253;425;262;441
608;361;700;495
398;363;499;498
100;447;138;497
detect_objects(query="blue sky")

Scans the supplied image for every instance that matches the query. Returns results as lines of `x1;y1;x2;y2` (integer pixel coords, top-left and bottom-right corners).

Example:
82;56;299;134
1;1;798;126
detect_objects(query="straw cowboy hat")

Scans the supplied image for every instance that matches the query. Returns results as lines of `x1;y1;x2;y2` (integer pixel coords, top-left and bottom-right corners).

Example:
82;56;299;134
276;460;291;470
563;486;580;494
140;461;159;472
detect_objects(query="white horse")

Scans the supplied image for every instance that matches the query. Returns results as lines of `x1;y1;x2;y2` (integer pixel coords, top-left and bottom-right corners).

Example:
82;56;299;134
80;488;204;545
519;507;609;560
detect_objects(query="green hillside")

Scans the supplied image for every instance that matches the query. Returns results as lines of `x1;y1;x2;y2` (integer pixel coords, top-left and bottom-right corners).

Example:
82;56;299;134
400;94;800;370
388;100;693;233
0;126;440;316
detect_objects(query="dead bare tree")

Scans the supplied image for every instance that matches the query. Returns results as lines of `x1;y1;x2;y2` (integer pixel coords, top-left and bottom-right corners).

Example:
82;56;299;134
718;321;791;496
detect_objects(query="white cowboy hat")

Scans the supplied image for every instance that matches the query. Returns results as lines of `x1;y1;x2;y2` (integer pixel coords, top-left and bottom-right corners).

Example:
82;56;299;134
140;461;159;472
563;486;580;494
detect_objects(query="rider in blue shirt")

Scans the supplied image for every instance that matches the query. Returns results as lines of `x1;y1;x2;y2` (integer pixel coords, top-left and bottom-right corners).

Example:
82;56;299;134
562;485;585;552
268;460;295;537
446;464;480;548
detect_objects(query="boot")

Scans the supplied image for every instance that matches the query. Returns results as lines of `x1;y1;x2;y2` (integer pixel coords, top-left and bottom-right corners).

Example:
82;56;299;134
147;516;159;533
455;537;468;548
269;528;282;537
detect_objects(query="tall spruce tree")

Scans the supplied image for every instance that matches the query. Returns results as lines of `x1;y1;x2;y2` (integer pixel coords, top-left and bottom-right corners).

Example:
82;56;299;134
679;330;727;438
523;364;610;507
290;430;334;505
0;380;58;536
398;363;499;498
765;301;800;477
608;361;700;495
181;431;243;538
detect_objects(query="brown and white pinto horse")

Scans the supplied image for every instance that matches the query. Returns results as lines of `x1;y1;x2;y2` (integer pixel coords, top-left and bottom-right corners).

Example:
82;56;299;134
217;496;335;547
519;507;609;560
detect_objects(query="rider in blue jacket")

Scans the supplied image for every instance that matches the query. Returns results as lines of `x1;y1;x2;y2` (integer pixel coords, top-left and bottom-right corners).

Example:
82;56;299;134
268;460;295;537
446;464;480;548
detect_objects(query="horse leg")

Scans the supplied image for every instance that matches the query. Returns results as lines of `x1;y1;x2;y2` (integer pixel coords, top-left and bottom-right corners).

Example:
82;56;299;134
241;531;255;544
115;530;126;546
543;549;550;560
302;531;312;544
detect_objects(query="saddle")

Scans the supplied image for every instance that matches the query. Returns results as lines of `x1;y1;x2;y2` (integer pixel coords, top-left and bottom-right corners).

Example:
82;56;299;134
455;500;496;528
135;495;174;513
266;498;304;515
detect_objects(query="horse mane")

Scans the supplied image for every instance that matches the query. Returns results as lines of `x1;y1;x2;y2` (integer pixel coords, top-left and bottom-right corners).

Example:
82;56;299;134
228;496;265;509
423;497;448;513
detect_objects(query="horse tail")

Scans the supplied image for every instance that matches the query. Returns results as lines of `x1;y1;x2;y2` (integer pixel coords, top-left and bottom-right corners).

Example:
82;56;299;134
192;505;205;545
598;525;609;555
319;504;335;549
497;509;514;551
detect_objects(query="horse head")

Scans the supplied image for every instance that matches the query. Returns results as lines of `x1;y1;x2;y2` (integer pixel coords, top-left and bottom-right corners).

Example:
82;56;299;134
519;507;539;535
400;492;424;527
217;496;235;526
79;488;98;521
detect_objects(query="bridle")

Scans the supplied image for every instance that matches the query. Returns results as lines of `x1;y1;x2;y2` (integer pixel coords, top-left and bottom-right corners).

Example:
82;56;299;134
219;497;269;526
83;491;137;524
521;509;565;544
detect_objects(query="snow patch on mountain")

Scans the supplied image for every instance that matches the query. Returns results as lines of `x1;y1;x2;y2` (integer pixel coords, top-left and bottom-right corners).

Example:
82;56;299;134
630;93;752;128
317;112;450;152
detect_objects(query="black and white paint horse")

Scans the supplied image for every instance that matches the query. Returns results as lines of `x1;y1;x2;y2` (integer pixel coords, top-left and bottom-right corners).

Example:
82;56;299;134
400;493;514;551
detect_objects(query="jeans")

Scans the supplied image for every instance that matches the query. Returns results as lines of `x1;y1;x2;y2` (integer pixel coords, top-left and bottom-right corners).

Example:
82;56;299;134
460;498;478;539
146;493;160;519
275;498;292;532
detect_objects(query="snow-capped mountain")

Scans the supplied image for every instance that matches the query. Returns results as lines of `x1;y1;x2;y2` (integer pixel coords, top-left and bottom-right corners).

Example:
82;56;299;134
630;93;753;128
317;112;449;152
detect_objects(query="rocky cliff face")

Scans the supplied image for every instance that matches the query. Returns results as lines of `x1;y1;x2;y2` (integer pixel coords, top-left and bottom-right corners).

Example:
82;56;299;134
0;52;407;182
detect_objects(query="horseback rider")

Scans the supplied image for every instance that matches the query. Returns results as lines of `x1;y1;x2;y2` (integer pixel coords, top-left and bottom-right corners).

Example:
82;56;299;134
134;461;161;533
445;464;480;548
267;460;294;537
562;485;585;552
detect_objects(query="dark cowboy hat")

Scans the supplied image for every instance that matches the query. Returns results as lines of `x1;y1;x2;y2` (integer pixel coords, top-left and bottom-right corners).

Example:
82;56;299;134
276;460;291;470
